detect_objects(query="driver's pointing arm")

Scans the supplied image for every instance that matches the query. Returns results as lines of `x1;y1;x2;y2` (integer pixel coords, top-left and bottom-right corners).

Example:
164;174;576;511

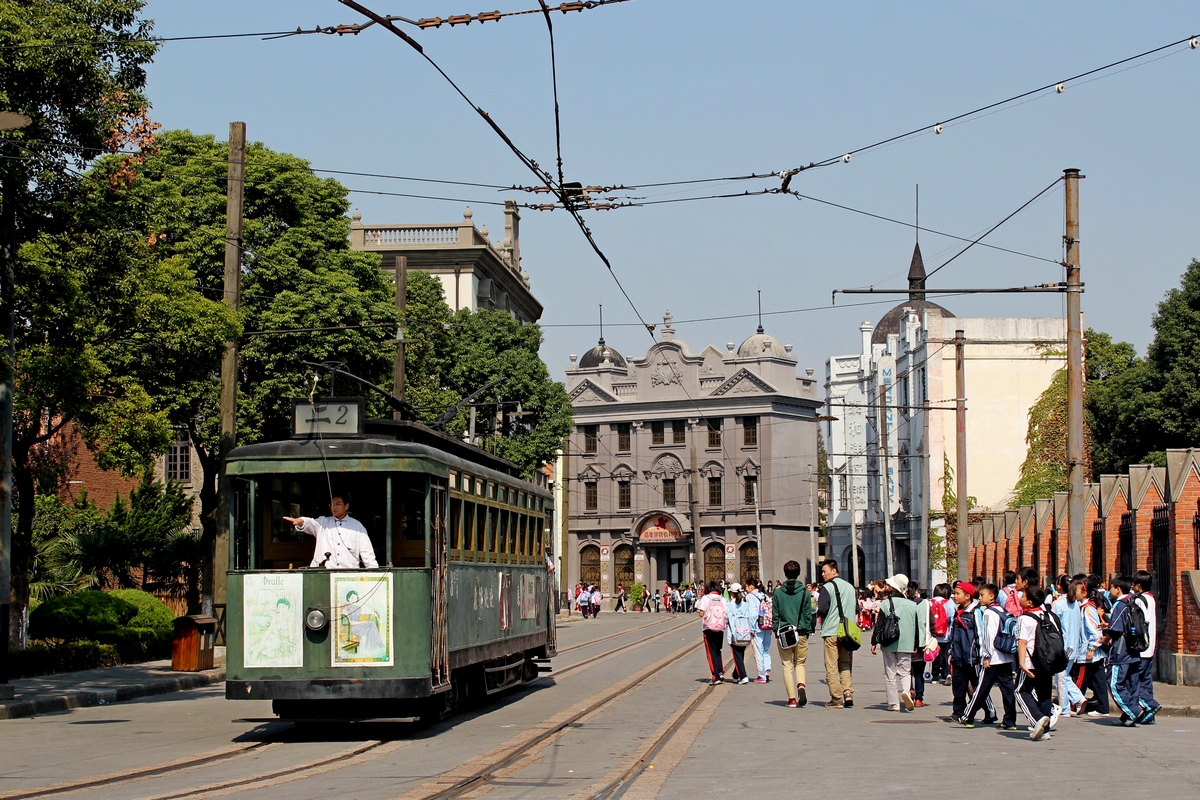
282;491;378;569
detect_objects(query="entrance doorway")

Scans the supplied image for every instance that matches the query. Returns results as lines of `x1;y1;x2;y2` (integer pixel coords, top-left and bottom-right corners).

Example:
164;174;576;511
580;545;601;587
653;548;689;584
704;543;725;586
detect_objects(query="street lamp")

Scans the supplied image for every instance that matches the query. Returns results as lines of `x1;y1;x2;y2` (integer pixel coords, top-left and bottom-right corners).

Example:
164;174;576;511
0;109;31;699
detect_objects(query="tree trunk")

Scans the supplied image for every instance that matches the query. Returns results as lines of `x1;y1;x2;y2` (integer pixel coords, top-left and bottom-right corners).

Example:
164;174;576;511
9;455;35;648
190;423;220;616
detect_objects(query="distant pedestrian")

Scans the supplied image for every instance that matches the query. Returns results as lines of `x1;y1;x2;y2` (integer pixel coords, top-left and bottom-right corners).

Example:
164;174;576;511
816;559;857;708
1103;576;1141;725
614;584;626;613
591;587;603;617
948;581;991;724
745;578;772;683
671;585;682;613
697;581;727;684
578;585;592;618
1077;581;1110;717
930;583;953;683
871;574;920;712
1051;575;1086;718
910;586;930;707
683;585;695;613
772;561;815;708
725;583;756;685
653;589;661;613
1130;570;1161;724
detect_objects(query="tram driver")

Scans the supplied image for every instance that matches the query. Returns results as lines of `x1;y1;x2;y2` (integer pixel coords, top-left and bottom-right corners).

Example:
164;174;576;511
282;491;379;569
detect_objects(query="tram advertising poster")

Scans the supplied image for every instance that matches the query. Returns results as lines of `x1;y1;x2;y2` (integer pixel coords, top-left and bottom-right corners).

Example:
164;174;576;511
331;573;393;667
243;573;304;669
519;573;538;620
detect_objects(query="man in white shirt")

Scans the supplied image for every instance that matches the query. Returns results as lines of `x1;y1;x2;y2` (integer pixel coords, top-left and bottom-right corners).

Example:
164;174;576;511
1131;570;1161;723
283;492;379;569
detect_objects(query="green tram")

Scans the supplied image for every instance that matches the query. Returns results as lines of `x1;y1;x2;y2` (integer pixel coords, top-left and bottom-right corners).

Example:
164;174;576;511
224;402;556;720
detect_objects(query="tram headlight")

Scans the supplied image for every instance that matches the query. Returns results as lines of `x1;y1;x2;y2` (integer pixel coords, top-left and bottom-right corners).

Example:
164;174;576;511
305;607;328;631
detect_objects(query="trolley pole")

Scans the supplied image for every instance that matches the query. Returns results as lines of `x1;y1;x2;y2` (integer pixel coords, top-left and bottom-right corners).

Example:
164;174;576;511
210;121;245;617
955;329;969;582
879;386;894;576
808;466;818;585
844;413;861;588
1064;168;1086;575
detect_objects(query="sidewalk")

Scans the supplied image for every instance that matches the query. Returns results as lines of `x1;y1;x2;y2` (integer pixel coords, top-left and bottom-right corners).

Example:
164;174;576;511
0;657;225;721
1153;680;1200;717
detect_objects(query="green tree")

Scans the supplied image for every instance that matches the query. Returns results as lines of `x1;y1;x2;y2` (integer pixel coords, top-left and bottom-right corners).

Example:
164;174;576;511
1;0;163;644
1144;259;1200;457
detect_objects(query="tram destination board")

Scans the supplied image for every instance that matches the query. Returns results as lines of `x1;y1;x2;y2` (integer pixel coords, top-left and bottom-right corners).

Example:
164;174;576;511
292;397;365;438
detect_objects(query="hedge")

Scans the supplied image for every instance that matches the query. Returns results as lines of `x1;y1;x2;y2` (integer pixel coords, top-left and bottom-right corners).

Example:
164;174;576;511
108;589;176;637
28;592;137;642
7;640;121;679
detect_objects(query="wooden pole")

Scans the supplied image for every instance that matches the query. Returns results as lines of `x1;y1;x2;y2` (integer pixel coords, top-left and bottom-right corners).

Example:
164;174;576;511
1064;169;1086;575
955;329;969;581
209;121;245;617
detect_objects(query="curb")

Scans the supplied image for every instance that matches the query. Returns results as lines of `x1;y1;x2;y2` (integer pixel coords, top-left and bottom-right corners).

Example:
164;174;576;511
0;669;225;721
1158;706;1200;718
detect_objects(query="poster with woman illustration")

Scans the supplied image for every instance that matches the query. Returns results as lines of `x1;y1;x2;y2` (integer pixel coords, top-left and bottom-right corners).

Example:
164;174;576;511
331;573;393;667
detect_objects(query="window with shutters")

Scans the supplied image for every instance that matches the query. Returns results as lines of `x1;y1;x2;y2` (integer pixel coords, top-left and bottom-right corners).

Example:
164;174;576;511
708;477;722;507
585;481;598;511
744;475;757;505
618;480;631;509
743;417;758;447
707;419;722;448
617;422;631;452
651;421;665;445
662;478;676;508
673;420;686;444
583;425;598;454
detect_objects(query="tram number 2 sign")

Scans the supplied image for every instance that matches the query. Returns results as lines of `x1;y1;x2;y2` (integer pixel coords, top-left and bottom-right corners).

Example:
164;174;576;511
293;397;365;438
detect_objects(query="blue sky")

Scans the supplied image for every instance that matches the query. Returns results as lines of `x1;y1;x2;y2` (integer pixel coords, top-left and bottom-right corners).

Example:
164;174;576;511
141;1;1200;379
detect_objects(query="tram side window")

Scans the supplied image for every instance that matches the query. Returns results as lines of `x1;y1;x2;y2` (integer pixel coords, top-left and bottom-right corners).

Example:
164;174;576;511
475;503;486;554
535;517;544;557
519;515;528;560
509;511;518;556
462;501;476;560
498;508;509;558
487;506;499;561
449;498;462;552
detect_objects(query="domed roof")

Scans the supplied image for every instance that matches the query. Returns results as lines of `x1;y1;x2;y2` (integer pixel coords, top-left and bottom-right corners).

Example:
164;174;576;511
578;338;627;368
873;242;954;344
737;327;789;358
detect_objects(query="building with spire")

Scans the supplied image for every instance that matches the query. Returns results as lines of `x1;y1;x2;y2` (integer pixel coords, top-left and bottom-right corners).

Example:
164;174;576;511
563;311;822;605
824;243;1066;588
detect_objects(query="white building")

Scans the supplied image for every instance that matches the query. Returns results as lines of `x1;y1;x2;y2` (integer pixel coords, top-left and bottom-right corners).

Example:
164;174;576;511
824;244;1066;588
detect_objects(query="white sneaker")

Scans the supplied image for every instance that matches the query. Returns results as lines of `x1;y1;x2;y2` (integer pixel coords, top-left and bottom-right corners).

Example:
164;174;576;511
888;704;901;712
739;677;750;685
1050;704;1062;729
1087;711;1110;717
900;691;915;711
1031;716;1050;741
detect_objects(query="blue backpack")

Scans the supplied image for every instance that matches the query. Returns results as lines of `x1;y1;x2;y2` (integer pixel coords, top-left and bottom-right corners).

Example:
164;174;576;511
988;606;1019;655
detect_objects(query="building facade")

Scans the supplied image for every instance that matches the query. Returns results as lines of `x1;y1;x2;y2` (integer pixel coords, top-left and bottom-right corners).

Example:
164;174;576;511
349;202;542;322
825;244;1066;588
564;312;821;606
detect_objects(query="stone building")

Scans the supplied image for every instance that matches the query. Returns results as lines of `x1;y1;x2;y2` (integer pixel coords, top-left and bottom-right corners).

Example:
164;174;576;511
349;202;542;322
564;312;821;606
825;244;1066;588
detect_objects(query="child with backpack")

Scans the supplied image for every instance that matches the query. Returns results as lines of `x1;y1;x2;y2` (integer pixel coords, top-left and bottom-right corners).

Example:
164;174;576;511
1015;585;1066;741
962;584;1017;729
948;581;989;724
1103;575;1150;726
697;581;728;685
1130;570;1161;724
930;583;953;683
1077;581;1110;717
747;578;773;683
725;583;757;684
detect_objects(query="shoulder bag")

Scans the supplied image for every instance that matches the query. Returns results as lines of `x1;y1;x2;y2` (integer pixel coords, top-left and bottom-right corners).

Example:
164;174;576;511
831;580;862;651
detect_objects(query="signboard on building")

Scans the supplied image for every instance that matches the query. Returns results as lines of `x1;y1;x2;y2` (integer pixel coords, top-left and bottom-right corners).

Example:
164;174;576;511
637;515;687;543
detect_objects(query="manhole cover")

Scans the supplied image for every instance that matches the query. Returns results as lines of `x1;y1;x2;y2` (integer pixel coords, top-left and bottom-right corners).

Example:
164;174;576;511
869;718;939;724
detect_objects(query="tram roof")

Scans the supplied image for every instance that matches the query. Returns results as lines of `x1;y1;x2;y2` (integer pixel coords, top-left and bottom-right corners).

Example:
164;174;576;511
226;420;549;496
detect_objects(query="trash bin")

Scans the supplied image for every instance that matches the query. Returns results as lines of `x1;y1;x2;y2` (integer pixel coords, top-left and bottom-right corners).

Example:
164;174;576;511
172;615;218;672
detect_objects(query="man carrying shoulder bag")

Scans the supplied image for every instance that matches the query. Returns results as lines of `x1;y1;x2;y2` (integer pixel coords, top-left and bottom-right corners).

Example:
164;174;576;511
817;558;859;708
773;560;815;708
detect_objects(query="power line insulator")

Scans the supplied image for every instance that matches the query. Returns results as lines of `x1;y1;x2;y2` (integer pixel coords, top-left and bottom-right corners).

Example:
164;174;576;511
448;14;473;26
418;17;444;28
842;153;852;164
478;11;502;23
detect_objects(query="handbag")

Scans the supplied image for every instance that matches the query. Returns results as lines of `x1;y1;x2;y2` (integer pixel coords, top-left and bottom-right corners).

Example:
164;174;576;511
831;581;862;651
874;598;901;646
776;623;801;649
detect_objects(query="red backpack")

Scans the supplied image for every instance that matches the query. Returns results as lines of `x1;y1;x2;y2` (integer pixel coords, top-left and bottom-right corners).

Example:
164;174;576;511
930;598;950;637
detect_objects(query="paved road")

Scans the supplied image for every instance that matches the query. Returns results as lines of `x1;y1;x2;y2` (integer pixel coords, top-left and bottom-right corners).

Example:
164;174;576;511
1;611;1197;799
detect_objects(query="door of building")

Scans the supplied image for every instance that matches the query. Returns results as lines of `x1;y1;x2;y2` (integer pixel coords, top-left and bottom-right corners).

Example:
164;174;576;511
703;543;725;586
580;545;601;587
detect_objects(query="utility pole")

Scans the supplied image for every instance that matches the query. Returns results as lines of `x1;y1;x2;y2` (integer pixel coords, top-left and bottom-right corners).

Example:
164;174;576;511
392;256;407;414
1064;168;1086;575
955;329;969;582
843;413;861;588
878;385;894;576
210;122;245;617
808;465;818;584
690;444;700;586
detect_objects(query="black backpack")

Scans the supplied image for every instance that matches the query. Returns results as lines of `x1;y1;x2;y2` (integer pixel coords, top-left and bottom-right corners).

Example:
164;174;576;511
1123;596;1151;655
1031;609;1068;674
874;598;901;646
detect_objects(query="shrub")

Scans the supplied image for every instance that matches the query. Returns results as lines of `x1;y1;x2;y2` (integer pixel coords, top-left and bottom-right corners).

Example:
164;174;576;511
8;640;121;679
97;626;171;663
629;582;645;607
28;591;137;642
109;589;176;637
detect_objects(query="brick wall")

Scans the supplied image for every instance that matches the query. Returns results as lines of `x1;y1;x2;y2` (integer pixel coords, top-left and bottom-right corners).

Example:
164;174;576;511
57;422;142;510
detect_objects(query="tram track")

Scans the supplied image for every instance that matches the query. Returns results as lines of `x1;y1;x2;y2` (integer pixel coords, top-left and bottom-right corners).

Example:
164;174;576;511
400;627;703;800
2;619;696;800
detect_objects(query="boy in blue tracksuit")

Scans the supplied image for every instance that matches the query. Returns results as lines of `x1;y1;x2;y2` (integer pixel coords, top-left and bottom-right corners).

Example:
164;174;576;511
949;581;994;723
1130;570;1161;724
1103;576;1142;726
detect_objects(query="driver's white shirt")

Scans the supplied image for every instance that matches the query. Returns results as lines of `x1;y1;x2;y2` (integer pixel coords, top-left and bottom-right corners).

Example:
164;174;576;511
295;515;379;569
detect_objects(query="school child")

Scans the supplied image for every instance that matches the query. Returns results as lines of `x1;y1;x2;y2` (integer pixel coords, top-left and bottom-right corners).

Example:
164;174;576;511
1077;582;1110;716
578;585;592;618
1015;585;1057;741
962;584;1017;729
1103;576;1143;726
1130;570;1162;724
1051;576;1087;716
697;581;728;684
591;587;603;617
930;583;954;683
948;581;991;723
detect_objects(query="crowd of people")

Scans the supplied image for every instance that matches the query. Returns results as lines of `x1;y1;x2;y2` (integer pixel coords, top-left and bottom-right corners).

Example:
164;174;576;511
686;557;1163;742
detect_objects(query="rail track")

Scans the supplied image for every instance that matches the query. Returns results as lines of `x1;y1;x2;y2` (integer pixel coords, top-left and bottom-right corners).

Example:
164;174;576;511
0;618;696;800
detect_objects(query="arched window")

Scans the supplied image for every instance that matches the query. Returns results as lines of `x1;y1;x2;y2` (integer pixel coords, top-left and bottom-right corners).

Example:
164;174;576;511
703;543;725;587
613;544;635;588
894;540;911;580
841;545;867;588
580;545;601;587
740;542;760;585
